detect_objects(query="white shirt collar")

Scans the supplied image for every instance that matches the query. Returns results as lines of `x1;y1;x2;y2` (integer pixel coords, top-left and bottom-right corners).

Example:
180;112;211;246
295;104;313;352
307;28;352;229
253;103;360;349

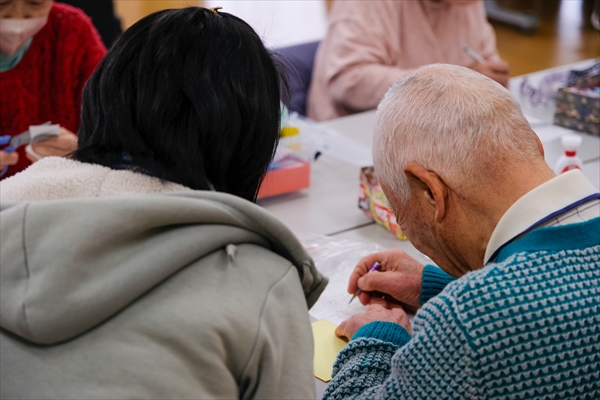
484;169;599;264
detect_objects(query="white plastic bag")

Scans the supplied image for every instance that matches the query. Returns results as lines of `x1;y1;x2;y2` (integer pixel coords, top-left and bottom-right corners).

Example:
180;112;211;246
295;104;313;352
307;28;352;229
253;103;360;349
299;234;383;325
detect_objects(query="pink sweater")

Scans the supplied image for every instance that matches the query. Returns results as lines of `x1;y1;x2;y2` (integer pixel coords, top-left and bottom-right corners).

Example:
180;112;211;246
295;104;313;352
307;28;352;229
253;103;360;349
307;0;499;121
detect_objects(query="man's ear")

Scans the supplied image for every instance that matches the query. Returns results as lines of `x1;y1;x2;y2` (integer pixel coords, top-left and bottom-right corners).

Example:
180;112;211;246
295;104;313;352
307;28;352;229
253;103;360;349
403;162;448;222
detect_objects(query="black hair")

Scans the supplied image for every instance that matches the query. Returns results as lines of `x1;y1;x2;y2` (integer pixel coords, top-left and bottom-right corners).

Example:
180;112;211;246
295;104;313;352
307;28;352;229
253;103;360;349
73;7;283;202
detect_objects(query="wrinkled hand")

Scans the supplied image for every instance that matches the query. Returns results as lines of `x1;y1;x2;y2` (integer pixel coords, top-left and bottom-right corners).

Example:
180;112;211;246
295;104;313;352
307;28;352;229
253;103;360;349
0;150;19;169
470;59;510;88
349;249;424;312
27;127;78;163
335;297;411;341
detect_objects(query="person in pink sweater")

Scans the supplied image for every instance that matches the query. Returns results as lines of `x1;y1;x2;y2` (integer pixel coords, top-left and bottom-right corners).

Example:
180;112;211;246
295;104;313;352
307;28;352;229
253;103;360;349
307;0;509;121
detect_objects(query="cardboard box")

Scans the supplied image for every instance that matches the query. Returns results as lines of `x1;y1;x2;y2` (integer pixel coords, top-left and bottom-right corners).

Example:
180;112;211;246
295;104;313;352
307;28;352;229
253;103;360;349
358;166;407;241
553;74;600;137
258;157;310;199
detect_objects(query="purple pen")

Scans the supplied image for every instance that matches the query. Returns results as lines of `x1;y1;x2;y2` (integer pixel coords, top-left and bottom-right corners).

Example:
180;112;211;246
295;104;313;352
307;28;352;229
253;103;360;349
348;261;381;304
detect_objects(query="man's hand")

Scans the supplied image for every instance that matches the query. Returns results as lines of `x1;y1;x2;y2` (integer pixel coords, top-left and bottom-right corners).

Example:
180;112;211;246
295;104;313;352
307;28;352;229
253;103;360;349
470;59;510;88
0;150;19;169
27;127;78;162
349;249;424;311
335;297;411;340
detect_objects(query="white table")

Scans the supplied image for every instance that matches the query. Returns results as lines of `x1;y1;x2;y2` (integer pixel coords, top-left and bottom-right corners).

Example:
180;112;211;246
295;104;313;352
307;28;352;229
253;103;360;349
257;109;378;236
319;110;376;145
257;155;371;236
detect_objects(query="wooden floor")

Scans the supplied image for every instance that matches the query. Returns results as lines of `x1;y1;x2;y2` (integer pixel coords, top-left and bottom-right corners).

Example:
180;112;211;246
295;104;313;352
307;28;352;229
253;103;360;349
491;0;600;76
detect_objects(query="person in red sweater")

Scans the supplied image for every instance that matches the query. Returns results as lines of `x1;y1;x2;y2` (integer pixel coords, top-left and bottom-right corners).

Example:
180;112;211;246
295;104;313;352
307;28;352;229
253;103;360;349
0;0;106;179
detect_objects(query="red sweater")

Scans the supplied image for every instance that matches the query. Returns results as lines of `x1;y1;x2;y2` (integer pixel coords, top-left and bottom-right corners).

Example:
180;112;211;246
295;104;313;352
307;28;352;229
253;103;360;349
0;2;106;179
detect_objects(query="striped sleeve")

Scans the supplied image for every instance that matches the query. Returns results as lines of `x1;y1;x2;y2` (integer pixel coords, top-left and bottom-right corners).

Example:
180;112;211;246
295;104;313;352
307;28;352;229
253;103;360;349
323;292;480;399
420;264;455;305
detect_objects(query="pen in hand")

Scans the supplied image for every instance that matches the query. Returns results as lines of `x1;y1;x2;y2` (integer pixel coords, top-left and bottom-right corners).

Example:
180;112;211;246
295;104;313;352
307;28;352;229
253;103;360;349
460;42;485;64
348;261;381;304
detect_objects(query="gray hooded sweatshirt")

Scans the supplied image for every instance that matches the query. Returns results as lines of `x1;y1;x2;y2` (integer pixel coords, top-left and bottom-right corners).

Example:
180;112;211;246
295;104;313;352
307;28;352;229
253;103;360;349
0;158;327;399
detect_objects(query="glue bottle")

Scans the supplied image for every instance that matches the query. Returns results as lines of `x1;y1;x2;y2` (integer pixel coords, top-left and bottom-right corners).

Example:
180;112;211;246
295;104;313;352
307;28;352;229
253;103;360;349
554;134;583;174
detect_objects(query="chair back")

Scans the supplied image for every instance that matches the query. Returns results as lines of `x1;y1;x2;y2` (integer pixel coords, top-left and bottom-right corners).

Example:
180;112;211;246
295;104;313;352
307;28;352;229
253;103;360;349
276;41;320;116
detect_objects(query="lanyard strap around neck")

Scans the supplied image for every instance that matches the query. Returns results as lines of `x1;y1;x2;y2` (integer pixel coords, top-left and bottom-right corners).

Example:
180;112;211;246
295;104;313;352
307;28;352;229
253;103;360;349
487;192;600;264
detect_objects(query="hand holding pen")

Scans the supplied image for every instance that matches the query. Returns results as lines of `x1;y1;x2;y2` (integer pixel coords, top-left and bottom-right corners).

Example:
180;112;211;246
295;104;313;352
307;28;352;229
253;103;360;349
348;262;380;304
460;42;485;63
347;249;425;311
460;42;510;88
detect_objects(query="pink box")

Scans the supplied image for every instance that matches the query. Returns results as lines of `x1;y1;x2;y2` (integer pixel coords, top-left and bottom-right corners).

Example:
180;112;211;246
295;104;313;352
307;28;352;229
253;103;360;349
258;158;310;199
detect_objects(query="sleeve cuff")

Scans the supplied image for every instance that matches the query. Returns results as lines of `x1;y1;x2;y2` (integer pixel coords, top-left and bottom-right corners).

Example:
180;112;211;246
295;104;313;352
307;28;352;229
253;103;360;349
420;264;455;305
351;321;412;347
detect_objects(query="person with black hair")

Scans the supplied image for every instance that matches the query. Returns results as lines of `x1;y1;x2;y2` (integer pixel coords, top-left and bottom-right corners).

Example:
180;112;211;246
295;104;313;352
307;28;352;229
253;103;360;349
0;7;327;399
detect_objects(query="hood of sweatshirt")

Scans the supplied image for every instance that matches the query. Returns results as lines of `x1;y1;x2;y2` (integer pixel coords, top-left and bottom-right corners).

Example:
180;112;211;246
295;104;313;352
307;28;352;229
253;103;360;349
0;191;327;345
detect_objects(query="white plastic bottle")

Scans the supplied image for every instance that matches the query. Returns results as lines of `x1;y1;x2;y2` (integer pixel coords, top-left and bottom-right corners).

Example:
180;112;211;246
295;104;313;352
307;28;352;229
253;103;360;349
554;134;583;174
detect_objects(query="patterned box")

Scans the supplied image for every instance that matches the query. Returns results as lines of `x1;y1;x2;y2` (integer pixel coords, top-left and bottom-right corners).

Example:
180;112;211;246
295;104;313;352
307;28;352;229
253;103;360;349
358;166;407;240
553;74;600;137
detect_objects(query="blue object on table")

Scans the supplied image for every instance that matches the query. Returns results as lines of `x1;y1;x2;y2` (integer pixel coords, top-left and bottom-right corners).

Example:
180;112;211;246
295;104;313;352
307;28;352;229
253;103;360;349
1;129;30;176
275;40;321;116
0;122;54;177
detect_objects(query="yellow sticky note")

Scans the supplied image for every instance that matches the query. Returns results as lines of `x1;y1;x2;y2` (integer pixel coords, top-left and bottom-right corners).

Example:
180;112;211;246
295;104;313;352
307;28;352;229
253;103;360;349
311;319;347;382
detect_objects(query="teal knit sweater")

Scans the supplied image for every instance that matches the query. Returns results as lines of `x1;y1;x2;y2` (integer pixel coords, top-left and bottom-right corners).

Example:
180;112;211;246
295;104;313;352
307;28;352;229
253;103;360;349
324;217;600;399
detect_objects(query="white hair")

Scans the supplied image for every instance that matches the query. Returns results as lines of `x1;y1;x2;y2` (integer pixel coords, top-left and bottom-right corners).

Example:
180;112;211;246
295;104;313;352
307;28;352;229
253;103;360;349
373;63;540;204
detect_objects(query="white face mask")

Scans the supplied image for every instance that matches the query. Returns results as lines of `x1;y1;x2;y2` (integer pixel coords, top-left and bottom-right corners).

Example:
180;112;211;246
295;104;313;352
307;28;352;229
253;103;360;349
0;14;49;56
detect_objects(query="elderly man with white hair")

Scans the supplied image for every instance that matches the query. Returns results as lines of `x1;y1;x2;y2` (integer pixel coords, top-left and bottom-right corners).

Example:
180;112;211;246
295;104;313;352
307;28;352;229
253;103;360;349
325;64;600;399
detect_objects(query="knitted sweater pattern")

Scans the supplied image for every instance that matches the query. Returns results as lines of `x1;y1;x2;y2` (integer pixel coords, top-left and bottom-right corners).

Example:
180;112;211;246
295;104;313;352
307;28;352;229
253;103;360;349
324;219;600;399
0;2;106;179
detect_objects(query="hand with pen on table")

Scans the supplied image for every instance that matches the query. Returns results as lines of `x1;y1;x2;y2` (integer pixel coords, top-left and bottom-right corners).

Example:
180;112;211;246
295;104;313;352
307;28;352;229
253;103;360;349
335;249;425;341
460;42;510;89
0;124;78;177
